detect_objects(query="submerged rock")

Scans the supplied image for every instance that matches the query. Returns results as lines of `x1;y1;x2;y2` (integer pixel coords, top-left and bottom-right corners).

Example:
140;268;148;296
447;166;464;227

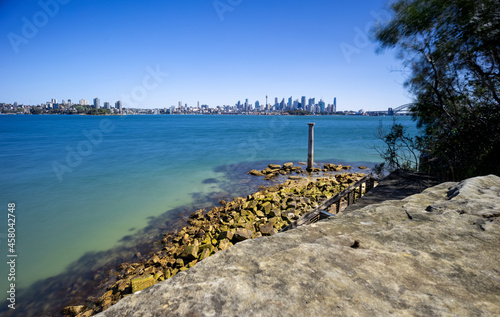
248;169;264;176
97;175;500;317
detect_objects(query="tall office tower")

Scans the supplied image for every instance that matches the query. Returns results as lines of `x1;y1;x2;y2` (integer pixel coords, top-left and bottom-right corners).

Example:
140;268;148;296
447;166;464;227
104;102;110;109
197;101;200;108
255;100;260;110
301;96;306;109
274;97;278;107
288;97;292;109
280;98;285;110
51;98;57;104
319;99;326;113
93;98;100;109
115;100;123;113
67;99;72;105
293;99;299;109
79;99;88;105
308;98;314;107
333;97;337;112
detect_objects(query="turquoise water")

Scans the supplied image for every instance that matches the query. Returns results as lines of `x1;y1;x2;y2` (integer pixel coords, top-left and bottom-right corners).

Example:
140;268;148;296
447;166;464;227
0;114;417;313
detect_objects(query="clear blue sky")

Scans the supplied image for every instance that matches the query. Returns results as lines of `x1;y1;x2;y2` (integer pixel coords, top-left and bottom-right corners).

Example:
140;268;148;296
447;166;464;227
0;0;412;111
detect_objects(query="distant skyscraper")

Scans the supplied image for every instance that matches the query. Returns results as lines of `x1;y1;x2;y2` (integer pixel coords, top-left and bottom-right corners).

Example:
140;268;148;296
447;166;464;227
51;98;57;104
115;100;122;113
93;98;100;109
301;96;306;109
255;100;260;110
79;99;88;106
319;99;326;113
288;97;292;109
104;102;110;109
333;97;337;112
67;99;72;105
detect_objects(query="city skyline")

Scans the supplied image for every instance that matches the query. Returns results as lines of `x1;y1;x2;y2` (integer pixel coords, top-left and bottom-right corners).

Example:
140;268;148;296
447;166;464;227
0;0;413;111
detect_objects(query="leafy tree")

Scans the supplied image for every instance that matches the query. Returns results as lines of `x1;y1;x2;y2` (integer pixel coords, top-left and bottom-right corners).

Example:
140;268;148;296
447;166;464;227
375;0;500;180
30;107;43;115
286;109;311;116
374;118;421;175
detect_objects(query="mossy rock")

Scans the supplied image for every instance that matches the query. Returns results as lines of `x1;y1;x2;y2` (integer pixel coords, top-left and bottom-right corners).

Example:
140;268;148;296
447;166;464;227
181;241;199;261
198;247;212;261
131;275;155;293
218;239;233;251
219;230;234;240
261;202;272;214
234;228;253;241
175;258;184;268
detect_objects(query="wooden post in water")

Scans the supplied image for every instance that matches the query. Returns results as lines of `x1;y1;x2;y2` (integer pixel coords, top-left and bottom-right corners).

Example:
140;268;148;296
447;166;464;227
307;123;315;172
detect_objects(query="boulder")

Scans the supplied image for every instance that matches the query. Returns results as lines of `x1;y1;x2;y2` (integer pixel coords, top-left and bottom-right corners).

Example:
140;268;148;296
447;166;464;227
248;169;265;176
283;162;294;169
218;239;233;251
268;164;281;170
259;222;276;236
181;241;199;261
62;305;85;316
130;275;155;293
198;248;211;261
218;230;234;241
260;202;272;214
233;228;253;241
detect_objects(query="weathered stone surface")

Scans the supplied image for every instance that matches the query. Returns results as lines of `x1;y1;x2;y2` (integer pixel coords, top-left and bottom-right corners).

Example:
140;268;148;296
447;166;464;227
97;175;500;317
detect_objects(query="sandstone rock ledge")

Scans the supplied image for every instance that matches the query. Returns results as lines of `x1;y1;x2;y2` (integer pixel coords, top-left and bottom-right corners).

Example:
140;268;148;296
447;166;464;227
97;175;500;317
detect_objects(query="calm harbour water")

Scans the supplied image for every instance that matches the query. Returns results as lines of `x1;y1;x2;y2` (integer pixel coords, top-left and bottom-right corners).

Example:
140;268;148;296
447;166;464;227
0;114;417;315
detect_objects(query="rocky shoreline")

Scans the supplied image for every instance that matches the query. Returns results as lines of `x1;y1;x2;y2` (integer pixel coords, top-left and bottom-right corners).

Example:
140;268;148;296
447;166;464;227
63;163;368;317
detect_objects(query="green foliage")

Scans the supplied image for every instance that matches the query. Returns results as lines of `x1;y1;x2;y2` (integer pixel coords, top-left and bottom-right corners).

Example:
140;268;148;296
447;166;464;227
374;119;421;176
286;109;311;116
374;0;500;180
86;108;111;115
30;107;43;115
